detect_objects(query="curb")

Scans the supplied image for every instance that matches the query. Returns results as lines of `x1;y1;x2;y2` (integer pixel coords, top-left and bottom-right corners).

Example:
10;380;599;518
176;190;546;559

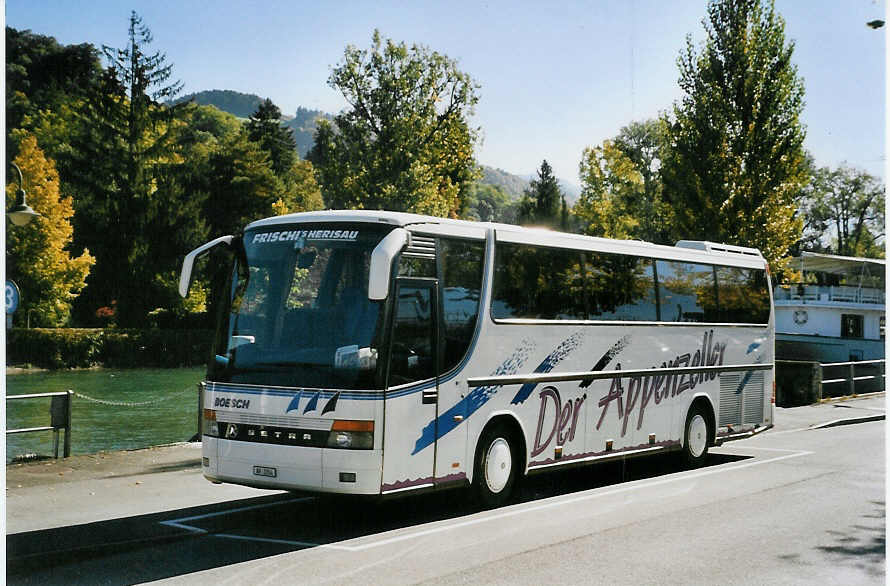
819;391;885;404
809;413;886;430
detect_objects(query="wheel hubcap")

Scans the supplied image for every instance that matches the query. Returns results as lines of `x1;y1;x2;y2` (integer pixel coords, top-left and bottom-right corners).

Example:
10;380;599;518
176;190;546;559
485;438;512;493
688;414;707;458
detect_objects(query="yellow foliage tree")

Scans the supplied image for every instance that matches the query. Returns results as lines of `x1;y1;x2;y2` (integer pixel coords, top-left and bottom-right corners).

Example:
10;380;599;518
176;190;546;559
6;134;94;326
574;141;644;240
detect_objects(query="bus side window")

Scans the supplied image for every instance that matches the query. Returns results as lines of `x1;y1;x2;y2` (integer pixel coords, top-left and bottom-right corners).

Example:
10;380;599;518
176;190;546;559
656;260;718;323
586;253;657;321
440;238;485;373
715;266;770;324
491;243;585;320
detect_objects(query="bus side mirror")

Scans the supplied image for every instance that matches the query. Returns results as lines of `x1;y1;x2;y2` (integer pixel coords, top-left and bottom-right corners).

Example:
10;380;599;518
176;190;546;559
368;228;408;301
179;235;234;298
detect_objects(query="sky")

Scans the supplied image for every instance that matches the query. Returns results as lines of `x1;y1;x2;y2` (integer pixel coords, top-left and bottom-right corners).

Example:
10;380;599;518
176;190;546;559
6;0;887;184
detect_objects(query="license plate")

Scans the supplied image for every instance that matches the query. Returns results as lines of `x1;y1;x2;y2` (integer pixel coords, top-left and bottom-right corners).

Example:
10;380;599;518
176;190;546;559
253;465;277;478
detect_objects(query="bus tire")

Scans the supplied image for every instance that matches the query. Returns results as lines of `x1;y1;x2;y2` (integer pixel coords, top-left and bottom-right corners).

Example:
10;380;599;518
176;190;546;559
680;404;710;468
473;424;518;508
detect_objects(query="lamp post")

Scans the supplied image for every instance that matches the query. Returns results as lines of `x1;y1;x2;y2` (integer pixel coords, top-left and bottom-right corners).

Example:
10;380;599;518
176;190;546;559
7;163;39;226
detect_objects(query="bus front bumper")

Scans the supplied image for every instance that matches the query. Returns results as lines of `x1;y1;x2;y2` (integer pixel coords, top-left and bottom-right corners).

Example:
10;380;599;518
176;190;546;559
202;436;382;494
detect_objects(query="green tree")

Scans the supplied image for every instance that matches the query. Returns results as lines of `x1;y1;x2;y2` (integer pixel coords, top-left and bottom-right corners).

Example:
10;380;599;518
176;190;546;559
246;98;297;176
661;0;806;269
612;120;671;243
244;98;324;214
204;132;285;236
800;165;885;258
518;160;564;227
308;30;480;217
6;27;101;159
6;134;94;326
71;10;189;326
280;157;325;214
462;182;518;223
574;142;642;240
575;120;670;243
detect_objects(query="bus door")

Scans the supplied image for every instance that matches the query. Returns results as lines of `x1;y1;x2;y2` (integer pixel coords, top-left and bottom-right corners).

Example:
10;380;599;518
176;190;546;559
382;278;439;490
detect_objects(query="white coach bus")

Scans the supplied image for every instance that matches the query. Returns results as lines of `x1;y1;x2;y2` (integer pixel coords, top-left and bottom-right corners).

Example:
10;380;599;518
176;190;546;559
180;210;774;506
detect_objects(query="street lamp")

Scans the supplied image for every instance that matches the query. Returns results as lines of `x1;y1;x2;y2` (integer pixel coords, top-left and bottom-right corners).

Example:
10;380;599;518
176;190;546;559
7;163;39;226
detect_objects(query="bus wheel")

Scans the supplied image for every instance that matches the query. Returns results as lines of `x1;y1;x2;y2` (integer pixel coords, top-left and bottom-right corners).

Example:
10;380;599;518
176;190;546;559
473;425;517;508
680;405;710;468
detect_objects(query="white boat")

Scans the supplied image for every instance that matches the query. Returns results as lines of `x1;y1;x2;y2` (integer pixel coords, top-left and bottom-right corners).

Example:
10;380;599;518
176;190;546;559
774;252;885;388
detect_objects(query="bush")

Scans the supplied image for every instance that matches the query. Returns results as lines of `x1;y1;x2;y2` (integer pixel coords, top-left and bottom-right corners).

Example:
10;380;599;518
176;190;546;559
7;328;213;369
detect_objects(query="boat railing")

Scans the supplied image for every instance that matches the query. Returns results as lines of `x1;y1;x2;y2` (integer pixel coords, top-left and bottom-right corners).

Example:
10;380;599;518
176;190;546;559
774;284;885;305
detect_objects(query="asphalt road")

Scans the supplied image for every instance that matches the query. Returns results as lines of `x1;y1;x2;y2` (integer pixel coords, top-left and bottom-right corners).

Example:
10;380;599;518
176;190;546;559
7;409;885;585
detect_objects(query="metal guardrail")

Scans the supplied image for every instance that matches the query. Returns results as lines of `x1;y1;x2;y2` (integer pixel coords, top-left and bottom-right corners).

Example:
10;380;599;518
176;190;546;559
821;359;885;395
7;390;73;458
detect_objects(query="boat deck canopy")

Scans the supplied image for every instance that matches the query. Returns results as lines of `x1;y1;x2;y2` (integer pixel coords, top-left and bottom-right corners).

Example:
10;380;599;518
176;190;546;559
796;252;885;277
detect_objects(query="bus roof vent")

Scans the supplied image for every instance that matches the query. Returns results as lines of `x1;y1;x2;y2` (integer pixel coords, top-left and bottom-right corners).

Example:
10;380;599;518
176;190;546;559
403;234;437;259
674;240;762;258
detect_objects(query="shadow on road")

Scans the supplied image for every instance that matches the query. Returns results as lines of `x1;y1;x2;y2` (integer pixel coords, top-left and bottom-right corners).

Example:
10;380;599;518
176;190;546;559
7;452;749;584
816;500;886;579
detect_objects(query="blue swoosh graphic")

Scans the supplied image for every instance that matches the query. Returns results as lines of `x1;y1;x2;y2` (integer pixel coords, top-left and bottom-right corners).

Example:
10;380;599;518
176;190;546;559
411;339;535;455
746;342;761;354
510;332;585;405
303;391;320;413
737;355;765;393
578;335;631;389
285;391;303;413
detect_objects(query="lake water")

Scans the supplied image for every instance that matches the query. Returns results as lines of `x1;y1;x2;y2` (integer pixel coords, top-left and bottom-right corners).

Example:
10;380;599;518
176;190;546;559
6;367;205;462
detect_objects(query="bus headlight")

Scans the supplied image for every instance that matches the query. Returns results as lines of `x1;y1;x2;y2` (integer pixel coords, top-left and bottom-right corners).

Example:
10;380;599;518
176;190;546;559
203;409;219;437
326;420;374;450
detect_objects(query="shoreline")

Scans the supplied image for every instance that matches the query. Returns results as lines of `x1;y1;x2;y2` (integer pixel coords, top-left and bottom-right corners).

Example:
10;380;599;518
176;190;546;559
6;364;205;375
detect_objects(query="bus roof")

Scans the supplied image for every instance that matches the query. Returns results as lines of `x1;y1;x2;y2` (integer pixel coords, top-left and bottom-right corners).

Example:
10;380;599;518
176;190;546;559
247;210;767;269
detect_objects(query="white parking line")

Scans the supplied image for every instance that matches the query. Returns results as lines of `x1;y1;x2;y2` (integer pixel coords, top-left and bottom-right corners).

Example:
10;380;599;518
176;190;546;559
160;497;314;536
213;533;332;548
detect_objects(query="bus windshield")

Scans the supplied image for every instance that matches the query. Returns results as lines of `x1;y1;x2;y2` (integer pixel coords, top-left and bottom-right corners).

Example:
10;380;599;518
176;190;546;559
208;223;394;389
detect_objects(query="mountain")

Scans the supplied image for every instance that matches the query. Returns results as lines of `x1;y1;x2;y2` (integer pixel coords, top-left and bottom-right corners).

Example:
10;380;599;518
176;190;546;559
173;89;266;119
558;179;582;205
479;166;529;199
282;107;334;158
481;166;581;204
173;90;333;158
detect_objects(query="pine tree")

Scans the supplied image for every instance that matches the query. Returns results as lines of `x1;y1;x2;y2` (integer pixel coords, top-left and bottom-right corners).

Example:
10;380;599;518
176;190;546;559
519;160;564;227
71;11;188;326
246;98;297;176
